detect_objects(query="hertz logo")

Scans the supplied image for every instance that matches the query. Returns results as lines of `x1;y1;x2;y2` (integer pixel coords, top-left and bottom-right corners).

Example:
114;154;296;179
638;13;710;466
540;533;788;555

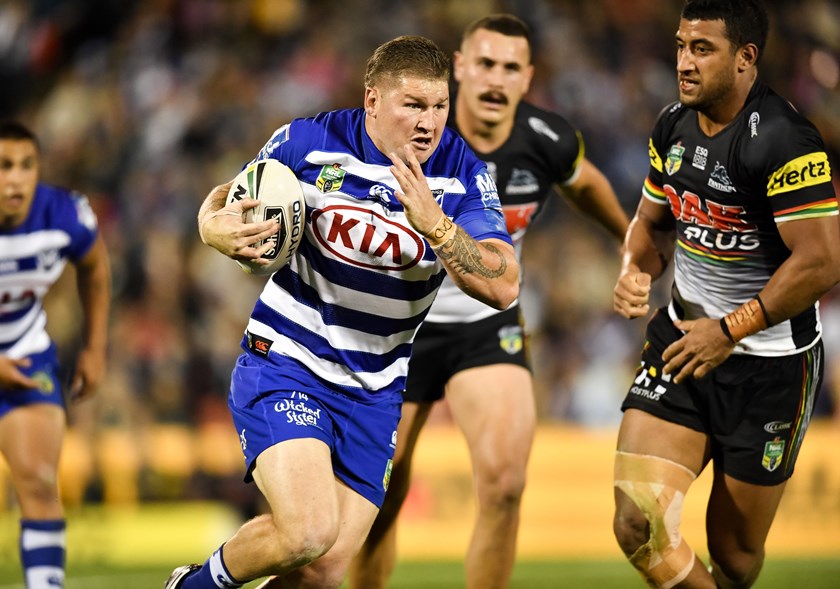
767;152;831;196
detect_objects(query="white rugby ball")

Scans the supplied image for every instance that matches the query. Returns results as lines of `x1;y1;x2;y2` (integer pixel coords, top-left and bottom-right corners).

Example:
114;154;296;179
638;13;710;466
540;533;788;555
226;159;305;275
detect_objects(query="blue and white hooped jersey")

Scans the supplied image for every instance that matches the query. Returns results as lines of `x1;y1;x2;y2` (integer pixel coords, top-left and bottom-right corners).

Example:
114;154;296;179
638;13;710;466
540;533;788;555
243;108;510;402
0;185;98;358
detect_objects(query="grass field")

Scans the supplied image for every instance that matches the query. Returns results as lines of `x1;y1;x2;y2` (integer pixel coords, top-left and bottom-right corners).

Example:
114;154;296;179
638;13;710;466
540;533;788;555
1;559;839;588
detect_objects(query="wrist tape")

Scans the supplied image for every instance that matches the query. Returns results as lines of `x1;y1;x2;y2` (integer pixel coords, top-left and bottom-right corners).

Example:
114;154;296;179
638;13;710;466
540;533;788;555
425;213;457;249
720;295;770;343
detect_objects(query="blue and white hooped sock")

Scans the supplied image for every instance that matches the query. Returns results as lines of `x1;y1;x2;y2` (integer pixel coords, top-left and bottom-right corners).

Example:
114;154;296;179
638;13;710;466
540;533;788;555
20;519;66;588
182;544;243;589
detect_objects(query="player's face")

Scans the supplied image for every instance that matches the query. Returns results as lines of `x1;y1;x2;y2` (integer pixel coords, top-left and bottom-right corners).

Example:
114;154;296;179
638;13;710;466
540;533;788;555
675;18;738;111
454;29;533;126
0;139;39;228
364;75;449;165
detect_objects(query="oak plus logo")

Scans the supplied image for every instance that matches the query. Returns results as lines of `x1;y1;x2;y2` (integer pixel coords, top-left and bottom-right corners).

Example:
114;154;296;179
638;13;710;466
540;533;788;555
311;205;423;270
665;185;760;252
502;202;539;239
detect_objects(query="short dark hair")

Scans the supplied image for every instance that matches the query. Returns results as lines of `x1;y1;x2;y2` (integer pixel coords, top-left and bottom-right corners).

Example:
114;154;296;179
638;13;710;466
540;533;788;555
364;36;450;89
462;13;532;53
0;121;39;150
682;0;769;63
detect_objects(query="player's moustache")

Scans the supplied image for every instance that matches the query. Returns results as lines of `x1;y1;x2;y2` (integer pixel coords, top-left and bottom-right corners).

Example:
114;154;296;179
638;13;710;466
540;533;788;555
479;91;508;105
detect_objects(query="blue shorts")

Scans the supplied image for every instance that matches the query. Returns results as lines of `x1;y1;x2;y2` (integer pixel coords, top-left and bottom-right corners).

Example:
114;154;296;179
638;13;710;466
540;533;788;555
0;344;65;419
228;352;401;507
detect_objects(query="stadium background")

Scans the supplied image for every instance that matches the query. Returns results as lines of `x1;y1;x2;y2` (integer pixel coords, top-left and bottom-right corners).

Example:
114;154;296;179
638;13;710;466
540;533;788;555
1;0;838;586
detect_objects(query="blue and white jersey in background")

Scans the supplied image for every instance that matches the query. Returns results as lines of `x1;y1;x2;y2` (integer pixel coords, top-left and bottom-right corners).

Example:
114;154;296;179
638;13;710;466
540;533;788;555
243;108;510;402
0;185;98;358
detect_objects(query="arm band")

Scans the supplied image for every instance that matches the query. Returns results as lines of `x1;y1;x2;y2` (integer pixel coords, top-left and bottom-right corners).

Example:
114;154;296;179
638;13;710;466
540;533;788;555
721;297;769;343
425;213;457;250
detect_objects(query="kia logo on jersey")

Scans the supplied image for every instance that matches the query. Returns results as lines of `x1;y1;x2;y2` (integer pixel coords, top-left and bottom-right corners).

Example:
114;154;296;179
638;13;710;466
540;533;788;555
311;205;424;270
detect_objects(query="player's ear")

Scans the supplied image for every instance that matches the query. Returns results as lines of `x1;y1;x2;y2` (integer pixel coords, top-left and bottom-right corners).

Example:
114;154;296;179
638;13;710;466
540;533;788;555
364;87;379;118
521;63;535;94
453;51;465;82
737;43;759;72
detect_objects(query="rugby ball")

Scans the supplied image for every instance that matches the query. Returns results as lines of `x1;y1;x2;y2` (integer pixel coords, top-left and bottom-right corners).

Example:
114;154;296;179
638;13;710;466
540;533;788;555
226;159;305;275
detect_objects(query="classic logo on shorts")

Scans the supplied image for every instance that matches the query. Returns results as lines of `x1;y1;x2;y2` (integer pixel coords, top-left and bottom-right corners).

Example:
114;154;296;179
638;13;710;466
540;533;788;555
762;438;785;472
665;143;685;176
32;371;54;394
316;163;346;193
383;459;393;491
498;325;523;355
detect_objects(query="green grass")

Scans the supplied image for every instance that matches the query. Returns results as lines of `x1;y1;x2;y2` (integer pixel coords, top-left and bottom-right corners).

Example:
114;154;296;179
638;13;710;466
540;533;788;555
1;558;838;588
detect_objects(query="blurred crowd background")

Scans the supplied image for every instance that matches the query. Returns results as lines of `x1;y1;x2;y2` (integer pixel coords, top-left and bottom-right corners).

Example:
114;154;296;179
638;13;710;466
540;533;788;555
2;0;839;505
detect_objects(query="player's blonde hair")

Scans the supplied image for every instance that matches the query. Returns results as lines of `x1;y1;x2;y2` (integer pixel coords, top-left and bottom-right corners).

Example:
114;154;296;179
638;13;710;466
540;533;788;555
364;36;450;90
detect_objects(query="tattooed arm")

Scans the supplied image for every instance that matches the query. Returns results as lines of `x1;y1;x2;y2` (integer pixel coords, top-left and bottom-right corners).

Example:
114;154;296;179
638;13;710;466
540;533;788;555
433;228;518;309
389;146;519;310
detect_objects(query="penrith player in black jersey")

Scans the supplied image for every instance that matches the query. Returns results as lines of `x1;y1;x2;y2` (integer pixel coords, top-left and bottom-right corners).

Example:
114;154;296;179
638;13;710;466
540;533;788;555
612;1;840;588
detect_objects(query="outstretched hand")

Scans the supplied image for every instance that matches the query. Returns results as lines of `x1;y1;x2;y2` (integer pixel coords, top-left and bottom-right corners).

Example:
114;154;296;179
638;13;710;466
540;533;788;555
200;182;279;265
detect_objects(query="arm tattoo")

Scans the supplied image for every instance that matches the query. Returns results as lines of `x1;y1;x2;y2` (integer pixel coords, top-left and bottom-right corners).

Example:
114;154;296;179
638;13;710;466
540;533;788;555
435;228;507;278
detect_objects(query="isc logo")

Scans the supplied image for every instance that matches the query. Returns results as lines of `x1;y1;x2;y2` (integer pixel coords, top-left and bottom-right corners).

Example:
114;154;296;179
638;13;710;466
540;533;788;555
311;205;423;270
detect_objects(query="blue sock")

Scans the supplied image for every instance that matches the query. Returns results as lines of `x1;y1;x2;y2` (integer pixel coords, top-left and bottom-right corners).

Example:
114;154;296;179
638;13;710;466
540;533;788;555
182;545;243;589
20;519;66;588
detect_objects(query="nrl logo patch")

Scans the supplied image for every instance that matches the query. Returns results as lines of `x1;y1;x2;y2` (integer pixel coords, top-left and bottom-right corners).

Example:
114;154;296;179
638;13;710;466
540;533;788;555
316;163;346;193
762;438;785;472
32;371;54;394
383;459;393;491
665;143;685;176
498;325;524;355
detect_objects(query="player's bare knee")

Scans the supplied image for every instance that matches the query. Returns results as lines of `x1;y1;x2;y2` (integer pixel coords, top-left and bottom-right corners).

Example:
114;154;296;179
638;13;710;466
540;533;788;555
263;515;338;570
614;452;697;588
709;549;764;588
13;462;59;504
474;457;527;511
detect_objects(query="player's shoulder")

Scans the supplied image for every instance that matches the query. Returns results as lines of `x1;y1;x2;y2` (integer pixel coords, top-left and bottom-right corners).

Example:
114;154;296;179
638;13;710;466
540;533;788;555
740;81;823;149
259;109;365;166
30;183;97;231
33;183;79;213
285;108;364;140
652;101;688;133
514;101;577;144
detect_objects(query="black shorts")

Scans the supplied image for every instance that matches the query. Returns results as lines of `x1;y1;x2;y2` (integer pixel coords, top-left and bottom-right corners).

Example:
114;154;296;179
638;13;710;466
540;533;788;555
622;308;824;486
404;306;530;404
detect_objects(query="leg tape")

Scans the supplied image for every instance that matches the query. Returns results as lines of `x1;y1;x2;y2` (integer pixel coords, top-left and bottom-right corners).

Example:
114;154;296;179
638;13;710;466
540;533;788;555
615;452;698;589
